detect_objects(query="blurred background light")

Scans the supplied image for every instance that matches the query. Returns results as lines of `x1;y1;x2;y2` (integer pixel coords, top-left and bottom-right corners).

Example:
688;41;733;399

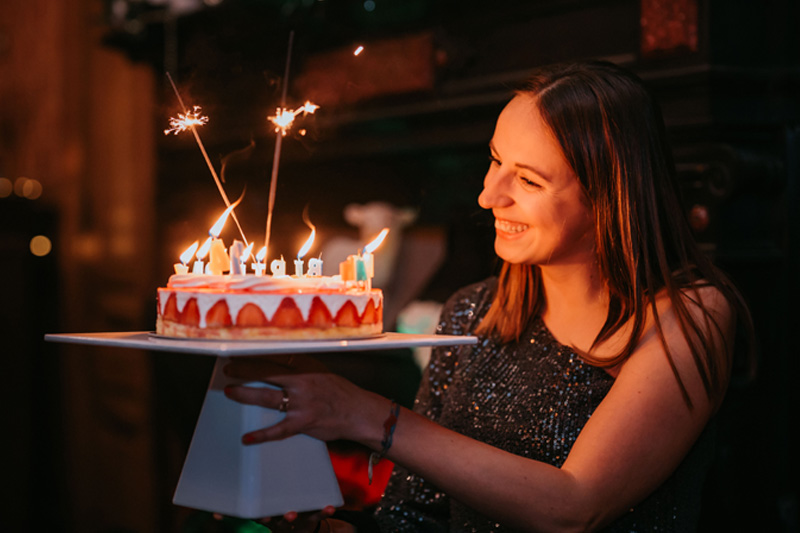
0;177;12;197
14;176;29;197
30;235;53;257
22;178;43;199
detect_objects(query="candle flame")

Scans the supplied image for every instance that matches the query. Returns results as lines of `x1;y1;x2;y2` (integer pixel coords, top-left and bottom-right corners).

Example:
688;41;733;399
354;45;364;56
197;237;212;260
364;228;389;254
208;193;245;238
180;241;200;264
164;106;209;135
268;101;320;136
256;246;267;262
242;242;255;261
297;225;316;260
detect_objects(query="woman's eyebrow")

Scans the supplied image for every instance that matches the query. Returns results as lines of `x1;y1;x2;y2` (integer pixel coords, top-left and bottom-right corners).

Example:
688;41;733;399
489;140;553;182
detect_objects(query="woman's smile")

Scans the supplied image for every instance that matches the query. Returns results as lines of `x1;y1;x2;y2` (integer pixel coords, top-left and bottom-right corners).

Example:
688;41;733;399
494;218;530;236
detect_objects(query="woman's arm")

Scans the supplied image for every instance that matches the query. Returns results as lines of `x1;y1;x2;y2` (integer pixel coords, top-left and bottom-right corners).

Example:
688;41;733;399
224;286;733;532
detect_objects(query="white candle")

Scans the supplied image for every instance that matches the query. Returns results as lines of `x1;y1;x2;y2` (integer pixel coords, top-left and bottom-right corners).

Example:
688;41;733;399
308;257;322;276
294;258;304;277
253;263;266;276
271;257;286;276
175;241;199;275
363;252;374;278
194;237;212;275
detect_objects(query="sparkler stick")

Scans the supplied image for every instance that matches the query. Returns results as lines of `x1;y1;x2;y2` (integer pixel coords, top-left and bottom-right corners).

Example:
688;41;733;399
264;30;295;256
165;72;250;248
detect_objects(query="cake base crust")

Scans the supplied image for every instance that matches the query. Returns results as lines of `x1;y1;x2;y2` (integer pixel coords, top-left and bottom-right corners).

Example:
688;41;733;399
156;317;383;340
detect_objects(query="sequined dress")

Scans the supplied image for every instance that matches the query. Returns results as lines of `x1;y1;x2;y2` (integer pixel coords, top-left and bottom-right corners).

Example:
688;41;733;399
373;278;713;532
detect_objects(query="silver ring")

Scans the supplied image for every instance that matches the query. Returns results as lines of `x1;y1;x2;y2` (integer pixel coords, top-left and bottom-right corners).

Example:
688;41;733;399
278;390;290;413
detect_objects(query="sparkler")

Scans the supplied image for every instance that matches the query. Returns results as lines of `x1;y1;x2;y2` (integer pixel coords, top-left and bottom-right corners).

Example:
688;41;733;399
165;72;250;248
264;31;319;260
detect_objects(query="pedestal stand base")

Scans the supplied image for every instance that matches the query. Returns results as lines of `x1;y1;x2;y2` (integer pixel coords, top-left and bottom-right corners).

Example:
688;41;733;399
173;357;343;518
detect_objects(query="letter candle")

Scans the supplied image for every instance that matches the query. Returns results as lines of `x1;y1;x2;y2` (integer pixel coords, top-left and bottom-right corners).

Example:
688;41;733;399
253;246;267;276
175;241;199;274
229;240;246;275
308;256;323;276
271;256;287;276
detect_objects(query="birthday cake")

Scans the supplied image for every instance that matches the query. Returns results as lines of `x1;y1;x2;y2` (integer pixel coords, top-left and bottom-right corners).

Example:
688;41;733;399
156;274;383;340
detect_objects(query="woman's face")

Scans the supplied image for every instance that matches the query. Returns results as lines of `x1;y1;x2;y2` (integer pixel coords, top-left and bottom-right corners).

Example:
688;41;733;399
478;95;595;267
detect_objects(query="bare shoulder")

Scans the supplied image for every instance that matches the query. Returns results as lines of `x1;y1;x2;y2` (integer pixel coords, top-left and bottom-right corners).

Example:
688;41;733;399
622;282;736;412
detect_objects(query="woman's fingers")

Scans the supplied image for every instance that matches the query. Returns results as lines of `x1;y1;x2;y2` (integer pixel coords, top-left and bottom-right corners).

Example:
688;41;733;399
223;382;285;409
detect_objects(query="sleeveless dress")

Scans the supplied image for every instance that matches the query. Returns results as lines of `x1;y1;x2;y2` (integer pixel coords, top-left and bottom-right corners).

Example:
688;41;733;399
373;279;714;532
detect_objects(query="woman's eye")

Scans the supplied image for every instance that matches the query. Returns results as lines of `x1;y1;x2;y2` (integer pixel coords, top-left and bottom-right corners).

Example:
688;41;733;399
488;154;501;166
519;175;540;188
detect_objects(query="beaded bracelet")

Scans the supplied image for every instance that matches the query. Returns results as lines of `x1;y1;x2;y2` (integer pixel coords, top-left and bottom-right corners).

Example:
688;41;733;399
368;400;400;485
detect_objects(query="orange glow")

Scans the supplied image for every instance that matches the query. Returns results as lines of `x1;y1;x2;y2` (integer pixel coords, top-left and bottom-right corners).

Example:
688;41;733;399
364;228;389;254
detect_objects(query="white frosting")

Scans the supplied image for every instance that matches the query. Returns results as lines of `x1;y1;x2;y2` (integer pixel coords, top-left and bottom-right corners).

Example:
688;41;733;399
159;273;380;328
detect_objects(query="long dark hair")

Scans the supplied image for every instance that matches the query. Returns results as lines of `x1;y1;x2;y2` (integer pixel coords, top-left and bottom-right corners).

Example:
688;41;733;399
476;61;752;408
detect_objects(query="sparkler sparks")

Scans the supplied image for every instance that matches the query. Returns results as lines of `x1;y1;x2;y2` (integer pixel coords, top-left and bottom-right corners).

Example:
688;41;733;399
268;101;319;136
164;106;209;135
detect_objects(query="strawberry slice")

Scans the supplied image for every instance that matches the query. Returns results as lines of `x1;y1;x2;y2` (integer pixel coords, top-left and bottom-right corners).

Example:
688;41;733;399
308;297;333;328
270;298;304;328
206;300;232;327
182;298;200;327
236;303;268;327
361;299;377;325
162;293;179;321
335;301;360;327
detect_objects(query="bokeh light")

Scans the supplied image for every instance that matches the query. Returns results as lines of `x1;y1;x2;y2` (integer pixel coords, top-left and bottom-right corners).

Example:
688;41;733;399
0;177;11;197
22;178;42;199
14;177;29;196
30;235;53;257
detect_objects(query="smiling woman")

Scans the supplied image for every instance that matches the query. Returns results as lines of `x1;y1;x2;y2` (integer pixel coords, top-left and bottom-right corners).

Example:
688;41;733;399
222;61;754;533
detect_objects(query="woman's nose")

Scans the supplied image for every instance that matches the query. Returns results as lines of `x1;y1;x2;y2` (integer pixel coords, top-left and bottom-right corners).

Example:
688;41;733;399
478;169;513;209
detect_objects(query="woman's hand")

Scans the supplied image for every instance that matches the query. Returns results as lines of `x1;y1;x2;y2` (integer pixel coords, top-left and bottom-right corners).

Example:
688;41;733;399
222;354;383;446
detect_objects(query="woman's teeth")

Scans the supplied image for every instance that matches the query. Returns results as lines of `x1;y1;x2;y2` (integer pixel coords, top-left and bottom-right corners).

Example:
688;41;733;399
495;219;529;234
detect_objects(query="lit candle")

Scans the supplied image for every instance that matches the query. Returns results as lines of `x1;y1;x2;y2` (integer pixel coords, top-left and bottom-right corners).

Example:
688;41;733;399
193;237;212;274
340;256;356;281
253;246;267;276
271;256;287;276
361;228;389;290
175;241;199;274
241;242;254;273
308;256;323;276
294;222;316;278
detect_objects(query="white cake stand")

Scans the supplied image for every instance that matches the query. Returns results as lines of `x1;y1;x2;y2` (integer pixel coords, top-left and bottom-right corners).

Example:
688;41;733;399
45;331;477;519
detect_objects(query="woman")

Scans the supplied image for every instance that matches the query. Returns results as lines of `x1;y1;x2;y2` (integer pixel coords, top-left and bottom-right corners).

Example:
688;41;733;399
224;61;752;532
